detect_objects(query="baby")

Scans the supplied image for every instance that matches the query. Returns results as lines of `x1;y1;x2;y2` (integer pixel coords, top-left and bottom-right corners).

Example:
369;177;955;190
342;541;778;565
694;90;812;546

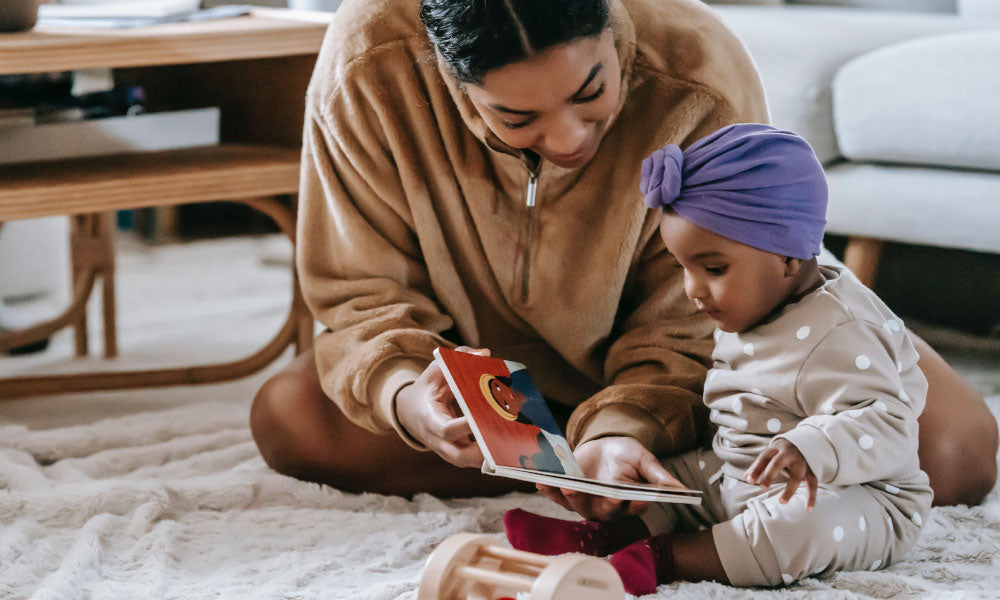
504;123;932;594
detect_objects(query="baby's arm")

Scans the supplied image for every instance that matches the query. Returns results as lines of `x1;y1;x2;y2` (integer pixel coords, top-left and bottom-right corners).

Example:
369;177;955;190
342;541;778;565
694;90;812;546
777;320;926;487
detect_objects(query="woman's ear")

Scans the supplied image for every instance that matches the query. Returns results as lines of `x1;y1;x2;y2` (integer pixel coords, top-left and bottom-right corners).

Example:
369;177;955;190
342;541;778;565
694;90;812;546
784;257;802;278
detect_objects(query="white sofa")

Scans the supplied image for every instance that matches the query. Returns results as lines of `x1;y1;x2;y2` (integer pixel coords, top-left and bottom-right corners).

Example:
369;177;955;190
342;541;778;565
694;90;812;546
710;1;1000;286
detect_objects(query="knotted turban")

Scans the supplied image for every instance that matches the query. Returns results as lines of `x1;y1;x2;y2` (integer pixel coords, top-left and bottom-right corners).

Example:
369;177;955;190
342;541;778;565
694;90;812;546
640;123;828;260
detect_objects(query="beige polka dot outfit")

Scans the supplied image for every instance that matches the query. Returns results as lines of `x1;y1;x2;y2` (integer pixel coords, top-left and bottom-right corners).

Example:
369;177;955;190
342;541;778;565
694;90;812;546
644;265;932;586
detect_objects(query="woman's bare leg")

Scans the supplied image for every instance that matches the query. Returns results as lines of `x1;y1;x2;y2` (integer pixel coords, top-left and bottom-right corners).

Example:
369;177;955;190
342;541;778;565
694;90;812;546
249;349;532;497
913;335;998;506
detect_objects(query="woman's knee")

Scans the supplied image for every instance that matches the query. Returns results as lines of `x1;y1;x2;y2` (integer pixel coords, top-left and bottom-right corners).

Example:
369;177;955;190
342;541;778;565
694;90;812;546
923;416;998;506
250;368;319;474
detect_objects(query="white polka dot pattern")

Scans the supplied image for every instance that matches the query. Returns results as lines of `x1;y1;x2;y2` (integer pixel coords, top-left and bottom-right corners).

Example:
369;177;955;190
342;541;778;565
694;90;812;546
833;526;844;541
874;401;888;412
743;342;754;356
885;484;899;494
871;559;882;570
781;573;794;584
698;460;706;470
899;389;909;403
732;398;742;413
858;516;867;531
766;418;781;433
912;512;923;526
858;434;874;450
856;355;871;370
796;325;811;340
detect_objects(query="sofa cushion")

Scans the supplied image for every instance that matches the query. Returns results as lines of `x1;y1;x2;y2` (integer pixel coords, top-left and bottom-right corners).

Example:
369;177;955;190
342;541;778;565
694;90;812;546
825;162;1000;254
712;6;985;164
788;0;956;12
833;31;1000;171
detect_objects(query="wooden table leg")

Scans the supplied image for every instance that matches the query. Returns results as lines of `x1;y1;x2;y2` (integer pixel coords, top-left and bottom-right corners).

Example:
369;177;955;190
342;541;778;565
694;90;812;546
97;212;118;358
70;214;92;357
843;236;885;289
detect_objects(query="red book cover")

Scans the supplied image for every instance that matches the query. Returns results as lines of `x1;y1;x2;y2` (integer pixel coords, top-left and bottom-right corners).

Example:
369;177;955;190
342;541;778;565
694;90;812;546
434;347;580;476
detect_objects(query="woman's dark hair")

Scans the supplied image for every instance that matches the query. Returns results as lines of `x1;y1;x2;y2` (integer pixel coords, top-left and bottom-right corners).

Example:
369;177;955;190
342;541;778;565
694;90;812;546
420;0;610;85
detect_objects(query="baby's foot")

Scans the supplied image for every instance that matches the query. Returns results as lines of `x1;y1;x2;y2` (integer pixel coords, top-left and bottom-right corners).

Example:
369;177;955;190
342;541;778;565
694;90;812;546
607;534;674;596
503;508;614;556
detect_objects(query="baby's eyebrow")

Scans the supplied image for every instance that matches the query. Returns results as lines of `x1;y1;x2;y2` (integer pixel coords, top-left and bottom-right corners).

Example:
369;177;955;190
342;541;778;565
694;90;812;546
690;251;725;261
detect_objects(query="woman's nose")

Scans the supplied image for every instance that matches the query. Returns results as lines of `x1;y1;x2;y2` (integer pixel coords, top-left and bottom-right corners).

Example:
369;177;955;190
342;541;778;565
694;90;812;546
543;112;589;156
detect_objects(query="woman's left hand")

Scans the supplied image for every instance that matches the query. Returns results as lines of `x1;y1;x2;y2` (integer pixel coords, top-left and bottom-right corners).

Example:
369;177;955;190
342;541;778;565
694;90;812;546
536;436;685;522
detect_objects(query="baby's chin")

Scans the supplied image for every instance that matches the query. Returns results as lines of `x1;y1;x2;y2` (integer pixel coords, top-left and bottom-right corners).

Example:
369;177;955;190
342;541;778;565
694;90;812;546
713;318;753;335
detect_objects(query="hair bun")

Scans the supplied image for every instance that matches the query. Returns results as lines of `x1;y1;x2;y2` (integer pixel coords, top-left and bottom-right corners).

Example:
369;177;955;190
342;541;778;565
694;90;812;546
640;144;684;209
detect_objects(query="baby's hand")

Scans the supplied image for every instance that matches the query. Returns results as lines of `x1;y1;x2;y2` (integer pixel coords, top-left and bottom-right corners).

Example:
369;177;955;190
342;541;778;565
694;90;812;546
744;438;818;510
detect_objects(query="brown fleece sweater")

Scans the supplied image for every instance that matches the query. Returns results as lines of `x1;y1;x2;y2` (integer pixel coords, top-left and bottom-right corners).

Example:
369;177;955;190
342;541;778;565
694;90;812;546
296;0;768;456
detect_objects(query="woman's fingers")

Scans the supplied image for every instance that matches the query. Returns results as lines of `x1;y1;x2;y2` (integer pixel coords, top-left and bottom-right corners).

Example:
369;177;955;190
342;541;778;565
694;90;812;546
536;484;575;513
637;451;686;489
439;416;474;444
437;438;484;468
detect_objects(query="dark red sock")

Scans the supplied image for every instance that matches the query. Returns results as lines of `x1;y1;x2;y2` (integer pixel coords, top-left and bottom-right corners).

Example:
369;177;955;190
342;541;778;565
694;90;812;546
608;534;675;596
504;508;613;556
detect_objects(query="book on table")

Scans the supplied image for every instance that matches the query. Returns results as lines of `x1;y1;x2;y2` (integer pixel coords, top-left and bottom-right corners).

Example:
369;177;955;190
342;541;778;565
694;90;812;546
433;347;702;504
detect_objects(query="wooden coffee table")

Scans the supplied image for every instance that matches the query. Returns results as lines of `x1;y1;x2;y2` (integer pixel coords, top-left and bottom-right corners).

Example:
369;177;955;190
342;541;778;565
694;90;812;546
0;9;330;398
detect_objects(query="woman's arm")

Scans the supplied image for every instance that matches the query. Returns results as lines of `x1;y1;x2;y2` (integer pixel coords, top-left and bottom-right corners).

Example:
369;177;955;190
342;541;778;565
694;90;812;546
297;75;453;444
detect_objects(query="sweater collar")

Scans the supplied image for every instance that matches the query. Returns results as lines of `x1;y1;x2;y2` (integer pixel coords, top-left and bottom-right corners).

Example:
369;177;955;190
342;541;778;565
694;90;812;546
437;0;637;174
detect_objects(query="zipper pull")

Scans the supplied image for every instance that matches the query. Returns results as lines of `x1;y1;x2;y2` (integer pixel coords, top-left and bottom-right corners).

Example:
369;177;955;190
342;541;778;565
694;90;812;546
525;172;538;208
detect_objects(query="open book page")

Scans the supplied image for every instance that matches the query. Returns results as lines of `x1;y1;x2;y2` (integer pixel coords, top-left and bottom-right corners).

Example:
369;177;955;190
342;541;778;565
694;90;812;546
433;347;701;504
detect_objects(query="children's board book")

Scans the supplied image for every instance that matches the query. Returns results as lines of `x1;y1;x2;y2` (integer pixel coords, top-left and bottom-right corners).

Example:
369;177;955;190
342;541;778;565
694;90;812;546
433;347;702;504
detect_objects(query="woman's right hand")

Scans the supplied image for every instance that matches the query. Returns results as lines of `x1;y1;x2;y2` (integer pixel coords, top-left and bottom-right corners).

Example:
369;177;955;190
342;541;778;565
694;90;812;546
394;347;488;468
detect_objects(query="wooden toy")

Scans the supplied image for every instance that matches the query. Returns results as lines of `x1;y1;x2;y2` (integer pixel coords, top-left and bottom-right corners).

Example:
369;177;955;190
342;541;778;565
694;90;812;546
418;533;625;600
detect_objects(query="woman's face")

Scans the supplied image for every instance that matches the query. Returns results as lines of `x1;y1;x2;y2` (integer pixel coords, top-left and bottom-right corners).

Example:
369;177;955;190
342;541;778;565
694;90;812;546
464;30;621;170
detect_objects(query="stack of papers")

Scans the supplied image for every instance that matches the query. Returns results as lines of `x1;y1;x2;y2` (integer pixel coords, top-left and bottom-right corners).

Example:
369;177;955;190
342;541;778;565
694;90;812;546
37;1;251;29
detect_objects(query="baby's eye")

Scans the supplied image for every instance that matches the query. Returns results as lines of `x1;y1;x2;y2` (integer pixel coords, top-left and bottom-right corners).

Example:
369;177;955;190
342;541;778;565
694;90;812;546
705;265;728;276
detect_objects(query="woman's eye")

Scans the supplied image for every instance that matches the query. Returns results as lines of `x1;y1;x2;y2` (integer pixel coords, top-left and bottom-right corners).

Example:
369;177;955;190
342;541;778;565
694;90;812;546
502;119;533;130
706;266;728;276
573;82;606;104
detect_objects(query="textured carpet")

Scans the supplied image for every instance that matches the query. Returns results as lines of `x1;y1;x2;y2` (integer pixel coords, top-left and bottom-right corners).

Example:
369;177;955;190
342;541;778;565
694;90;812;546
1;235;998;599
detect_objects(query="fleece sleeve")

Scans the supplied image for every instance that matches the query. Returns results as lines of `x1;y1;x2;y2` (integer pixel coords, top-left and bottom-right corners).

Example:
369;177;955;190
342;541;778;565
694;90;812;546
295;77;452;445
565;231;717;456
777;321;927;486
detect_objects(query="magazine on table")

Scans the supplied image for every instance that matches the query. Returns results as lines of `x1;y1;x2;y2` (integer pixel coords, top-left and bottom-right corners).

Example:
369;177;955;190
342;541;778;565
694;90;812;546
433;347;702;504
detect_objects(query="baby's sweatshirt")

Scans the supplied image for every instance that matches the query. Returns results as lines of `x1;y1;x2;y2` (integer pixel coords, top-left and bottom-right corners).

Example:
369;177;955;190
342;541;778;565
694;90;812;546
705;265;927;488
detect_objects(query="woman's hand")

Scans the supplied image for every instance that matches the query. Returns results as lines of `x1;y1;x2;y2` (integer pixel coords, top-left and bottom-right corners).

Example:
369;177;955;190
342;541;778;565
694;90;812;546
536;436;685;522
744;438;818;510
394;347;488;468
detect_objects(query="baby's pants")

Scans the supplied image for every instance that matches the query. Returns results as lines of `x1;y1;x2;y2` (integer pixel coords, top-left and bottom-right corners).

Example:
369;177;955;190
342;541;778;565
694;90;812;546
643;448;931;586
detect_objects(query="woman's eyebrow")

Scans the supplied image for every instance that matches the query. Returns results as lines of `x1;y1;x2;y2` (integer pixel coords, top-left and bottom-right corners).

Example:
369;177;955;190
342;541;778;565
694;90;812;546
568;62;603;100
489;62;605;115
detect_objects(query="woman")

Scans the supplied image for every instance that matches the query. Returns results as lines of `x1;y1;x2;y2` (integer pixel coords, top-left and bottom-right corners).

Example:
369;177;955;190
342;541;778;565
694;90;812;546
250;0;997;517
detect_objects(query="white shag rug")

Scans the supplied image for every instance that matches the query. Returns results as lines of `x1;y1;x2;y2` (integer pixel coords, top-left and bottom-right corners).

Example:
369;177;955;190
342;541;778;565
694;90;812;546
2;235;999;599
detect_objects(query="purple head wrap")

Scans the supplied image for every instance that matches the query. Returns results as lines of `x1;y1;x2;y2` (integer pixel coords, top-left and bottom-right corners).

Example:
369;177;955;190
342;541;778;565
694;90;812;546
640;123;828;260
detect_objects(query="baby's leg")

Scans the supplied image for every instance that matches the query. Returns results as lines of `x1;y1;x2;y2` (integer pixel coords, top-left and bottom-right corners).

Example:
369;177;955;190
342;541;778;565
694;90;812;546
712;478;930;586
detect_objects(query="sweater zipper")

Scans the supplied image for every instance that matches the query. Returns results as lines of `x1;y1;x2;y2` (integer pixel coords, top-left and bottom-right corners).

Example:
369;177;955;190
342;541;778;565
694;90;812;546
518;171;539;303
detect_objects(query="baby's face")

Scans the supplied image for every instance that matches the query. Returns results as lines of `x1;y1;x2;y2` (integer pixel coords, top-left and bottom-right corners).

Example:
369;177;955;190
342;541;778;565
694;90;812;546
659;212;793;333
